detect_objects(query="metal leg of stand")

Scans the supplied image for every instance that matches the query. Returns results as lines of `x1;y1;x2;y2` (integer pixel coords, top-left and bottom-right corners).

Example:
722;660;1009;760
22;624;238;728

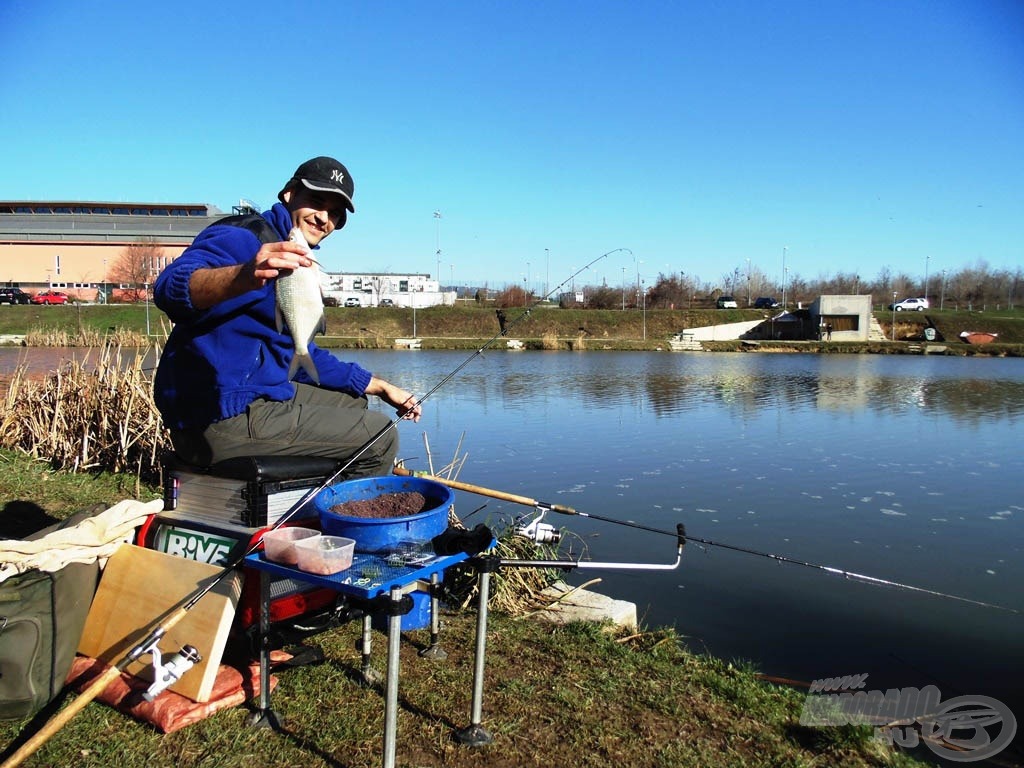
454;566;494;746
418;572;447;660
382;586;403;768
248;570;280;728
359;612;382;686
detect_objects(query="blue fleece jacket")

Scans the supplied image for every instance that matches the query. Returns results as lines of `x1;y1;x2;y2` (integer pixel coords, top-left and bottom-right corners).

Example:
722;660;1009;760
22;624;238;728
153;203;372;431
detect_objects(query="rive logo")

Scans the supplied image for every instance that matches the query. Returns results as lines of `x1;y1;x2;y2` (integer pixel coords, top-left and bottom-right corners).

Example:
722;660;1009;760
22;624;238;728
157;526;235;565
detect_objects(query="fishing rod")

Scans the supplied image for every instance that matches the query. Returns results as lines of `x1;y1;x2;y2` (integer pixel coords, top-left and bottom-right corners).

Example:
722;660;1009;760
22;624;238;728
392;468;1021;615
0;248;629;768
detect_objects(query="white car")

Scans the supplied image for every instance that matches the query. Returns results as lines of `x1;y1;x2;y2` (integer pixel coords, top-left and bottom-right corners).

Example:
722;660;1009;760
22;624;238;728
344;297;361;307
889;297;929;312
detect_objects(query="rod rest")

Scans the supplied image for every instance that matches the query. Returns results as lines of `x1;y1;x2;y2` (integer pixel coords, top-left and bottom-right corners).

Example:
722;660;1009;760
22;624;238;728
161;451;341;483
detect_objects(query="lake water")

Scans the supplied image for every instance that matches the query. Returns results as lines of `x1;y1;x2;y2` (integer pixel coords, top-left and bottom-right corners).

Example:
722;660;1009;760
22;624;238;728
2;347;1021;726
342;349;1024;723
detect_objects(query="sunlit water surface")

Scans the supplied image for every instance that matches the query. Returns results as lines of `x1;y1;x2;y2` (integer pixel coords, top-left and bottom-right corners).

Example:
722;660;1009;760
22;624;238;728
349;350;1024;718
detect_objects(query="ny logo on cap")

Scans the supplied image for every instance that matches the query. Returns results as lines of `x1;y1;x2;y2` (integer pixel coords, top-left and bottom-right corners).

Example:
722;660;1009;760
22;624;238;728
331;169;345;184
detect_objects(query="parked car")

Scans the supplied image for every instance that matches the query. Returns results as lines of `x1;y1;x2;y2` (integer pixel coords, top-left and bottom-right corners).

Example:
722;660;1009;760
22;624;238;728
344;297;361;307
30;290;69;305
716;295;738;309
322;296;339;307
888;297;929;312
753;297;779;309
379;298;394;307
0;288;31;305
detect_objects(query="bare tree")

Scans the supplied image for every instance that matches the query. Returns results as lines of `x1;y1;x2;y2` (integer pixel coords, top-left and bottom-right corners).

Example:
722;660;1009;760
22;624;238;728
108;238;164;302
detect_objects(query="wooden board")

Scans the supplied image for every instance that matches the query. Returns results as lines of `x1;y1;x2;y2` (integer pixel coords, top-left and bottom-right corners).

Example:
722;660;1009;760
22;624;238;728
78;545;242;702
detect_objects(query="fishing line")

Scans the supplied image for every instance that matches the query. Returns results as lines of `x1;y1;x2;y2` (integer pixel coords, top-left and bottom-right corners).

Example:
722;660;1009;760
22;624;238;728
392;469;1021;615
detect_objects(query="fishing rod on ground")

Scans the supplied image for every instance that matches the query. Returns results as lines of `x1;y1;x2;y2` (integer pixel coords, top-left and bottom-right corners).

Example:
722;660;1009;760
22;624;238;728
392;468;1022;615
0;248;630;768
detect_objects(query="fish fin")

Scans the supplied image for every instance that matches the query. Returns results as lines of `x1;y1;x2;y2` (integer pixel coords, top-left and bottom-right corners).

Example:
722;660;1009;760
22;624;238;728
289;352;320;385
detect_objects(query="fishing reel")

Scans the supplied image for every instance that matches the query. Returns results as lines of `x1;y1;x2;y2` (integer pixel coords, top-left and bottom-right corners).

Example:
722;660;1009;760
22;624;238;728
513;507;561;545
142;643;202;702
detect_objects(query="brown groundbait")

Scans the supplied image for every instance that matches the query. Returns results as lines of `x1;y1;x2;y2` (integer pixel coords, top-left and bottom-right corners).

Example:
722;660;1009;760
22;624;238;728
329;491;428;519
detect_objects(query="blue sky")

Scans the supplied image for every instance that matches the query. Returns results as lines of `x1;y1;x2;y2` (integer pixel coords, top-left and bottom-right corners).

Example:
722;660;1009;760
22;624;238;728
2;1;1022;293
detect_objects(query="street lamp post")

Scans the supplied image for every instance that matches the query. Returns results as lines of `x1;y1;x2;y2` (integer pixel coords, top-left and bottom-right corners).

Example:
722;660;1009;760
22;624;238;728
433;210;442;285
940;270;947;310
545;248;550;298
621;266;626;310
635;260;642;311
891;292;897;341
781;246;788;310
642;279;646;341
746;258;751;306
924;255;930;303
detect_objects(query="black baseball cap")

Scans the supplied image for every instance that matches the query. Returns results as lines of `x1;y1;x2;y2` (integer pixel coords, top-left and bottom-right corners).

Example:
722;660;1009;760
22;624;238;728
278;156;356;212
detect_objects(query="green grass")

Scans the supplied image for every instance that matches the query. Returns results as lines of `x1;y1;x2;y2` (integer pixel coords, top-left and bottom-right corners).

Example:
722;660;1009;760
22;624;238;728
0;451;933;768
0;612;929;768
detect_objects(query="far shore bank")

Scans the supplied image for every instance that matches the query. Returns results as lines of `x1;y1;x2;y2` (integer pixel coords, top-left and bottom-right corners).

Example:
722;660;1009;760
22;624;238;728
0;303;1020;356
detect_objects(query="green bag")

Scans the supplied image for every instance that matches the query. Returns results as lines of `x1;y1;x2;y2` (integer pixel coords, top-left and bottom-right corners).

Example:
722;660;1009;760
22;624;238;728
0;513;101;720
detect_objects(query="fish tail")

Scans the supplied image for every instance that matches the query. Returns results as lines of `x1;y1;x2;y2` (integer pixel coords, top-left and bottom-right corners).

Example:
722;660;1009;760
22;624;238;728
288;351;321;385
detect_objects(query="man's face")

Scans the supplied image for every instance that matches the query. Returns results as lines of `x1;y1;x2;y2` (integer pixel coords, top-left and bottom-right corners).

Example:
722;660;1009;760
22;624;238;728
283;186;349;247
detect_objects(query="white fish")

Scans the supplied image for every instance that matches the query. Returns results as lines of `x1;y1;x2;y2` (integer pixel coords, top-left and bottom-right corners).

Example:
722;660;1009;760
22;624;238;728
275;227;326;383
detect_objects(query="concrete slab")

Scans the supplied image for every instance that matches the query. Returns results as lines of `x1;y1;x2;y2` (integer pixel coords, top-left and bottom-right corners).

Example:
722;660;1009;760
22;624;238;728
534;581;637;629
682;320;763;341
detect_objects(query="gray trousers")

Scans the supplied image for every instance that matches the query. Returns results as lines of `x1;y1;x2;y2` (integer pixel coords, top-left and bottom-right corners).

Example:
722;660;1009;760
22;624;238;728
170;383;397;478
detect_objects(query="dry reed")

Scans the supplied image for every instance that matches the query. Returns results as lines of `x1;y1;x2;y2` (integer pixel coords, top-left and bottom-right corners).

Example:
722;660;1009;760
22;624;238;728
541;331;560;350
0;341;169;484
24;327;149;347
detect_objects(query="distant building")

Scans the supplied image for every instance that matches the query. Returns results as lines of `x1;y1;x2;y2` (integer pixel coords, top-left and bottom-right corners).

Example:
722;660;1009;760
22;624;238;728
322;272;452;308
0;199;229;301
0;200;451;307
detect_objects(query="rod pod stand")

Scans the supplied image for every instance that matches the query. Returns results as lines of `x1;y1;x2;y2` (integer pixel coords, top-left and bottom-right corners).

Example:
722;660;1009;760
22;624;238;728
453;555;499;747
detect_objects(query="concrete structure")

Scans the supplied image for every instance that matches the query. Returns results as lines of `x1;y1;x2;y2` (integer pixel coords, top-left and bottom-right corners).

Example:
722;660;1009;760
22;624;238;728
808;294;872;341
670;294;874;346
0;200;451;308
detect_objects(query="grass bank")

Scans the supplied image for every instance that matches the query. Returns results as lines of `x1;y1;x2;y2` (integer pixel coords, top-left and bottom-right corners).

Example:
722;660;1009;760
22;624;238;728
0;451;930;768
1;303;1022;355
